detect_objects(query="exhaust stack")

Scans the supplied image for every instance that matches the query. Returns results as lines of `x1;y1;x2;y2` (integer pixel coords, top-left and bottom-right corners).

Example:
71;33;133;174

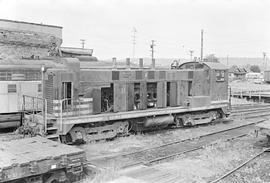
139;58;144;69
151;59;155;69
126;58;131;69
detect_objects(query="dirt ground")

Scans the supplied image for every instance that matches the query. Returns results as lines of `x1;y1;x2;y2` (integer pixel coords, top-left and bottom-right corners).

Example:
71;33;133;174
220;152;270;183
153;135;264;183
92;133;269;183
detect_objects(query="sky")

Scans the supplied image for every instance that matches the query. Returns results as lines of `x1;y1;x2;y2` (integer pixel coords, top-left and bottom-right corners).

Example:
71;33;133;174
0;0;269;59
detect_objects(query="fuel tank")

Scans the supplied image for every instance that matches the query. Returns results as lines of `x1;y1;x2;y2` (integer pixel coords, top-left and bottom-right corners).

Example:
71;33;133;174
144;115;174;127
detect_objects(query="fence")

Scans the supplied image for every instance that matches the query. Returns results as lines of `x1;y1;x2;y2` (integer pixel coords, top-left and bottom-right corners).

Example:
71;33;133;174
230;87;270;101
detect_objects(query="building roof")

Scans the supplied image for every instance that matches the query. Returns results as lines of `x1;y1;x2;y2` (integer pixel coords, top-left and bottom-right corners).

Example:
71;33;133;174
61;47;93;56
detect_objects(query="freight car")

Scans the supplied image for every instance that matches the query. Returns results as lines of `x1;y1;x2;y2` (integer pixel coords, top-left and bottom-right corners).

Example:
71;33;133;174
0;136;86;183
23;58;229;143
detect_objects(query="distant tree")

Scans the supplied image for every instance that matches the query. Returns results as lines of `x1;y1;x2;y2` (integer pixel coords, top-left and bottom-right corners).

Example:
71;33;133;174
250;65;261;73
204;54;219;62
243;64;251;72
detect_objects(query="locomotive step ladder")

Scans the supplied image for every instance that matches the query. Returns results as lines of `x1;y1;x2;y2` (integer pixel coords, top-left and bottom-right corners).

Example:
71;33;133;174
45;115;59;141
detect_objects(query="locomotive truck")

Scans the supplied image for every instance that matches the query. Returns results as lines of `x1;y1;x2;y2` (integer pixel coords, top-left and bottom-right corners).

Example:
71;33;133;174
21;57;229;143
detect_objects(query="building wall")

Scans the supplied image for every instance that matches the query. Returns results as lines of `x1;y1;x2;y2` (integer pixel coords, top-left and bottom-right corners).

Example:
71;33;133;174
0;19;62;59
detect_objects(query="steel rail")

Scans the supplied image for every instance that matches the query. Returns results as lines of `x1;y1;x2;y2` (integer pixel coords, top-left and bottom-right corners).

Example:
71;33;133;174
144;133;248;166
209;148;270;183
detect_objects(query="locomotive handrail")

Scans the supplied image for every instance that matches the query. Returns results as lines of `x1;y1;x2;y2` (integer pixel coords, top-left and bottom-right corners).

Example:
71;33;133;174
22;95;47;133
58;98;92;132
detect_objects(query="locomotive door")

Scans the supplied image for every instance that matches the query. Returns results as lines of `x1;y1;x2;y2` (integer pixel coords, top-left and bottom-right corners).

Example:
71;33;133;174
179;80;190;105
62;82;72;109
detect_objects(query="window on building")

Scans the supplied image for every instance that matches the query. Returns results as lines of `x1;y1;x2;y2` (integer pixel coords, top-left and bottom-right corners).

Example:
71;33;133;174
216;70;225;81
8;84;17;93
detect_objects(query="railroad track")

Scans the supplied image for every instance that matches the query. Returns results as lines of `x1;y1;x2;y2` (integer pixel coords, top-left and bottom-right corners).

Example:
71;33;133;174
230;103;270;119
87;117;267;171
209;148;270;183
231;103;270;111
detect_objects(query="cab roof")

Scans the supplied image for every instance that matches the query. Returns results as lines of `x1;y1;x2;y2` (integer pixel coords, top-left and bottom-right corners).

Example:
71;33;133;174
179;61;228;70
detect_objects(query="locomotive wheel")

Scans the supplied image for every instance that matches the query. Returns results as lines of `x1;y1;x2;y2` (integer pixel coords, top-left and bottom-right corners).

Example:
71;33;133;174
174;117;184;127
68;126;86;144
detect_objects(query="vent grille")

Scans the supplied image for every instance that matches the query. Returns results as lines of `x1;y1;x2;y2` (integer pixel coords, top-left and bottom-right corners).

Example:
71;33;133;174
45;74;54;114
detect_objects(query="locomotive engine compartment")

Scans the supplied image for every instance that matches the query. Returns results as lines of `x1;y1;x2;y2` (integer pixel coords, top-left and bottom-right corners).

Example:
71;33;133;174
19;57;229;144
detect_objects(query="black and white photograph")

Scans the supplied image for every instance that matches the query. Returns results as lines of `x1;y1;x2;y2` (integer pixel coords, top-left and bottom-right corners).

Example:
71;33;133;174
0;0;270;182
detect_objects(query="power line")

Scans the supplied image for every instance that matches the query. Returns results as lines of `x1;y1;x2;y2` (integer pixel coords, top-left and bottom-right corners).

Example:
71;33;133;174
150;40;156;61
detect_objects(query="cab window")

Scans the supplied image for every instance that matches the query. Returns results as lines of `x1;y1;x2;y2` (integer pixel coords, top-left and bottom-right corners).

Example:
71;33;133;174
216;70;225;81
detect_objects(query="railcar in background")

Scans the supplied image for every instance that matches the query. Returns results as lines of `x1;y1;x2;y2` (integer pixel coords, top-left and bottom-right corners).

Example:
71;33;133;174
0;64;42;129
23;57;229;143
264;70;270;83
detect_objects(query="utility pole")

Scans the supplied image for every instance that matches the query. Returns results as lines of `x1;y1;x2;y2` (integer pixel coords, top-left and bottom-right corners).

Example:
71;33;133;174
201;29;204;62
226;55;229;66
189;50;194;61
80;39;86;49
150;40;156;62
132;27;137;59
263;52;267;69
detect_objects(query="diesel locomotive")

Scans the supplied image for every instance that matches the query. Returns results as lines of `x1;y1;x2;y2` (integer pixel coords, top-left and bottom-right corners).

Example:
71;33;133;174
21;57;230;143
